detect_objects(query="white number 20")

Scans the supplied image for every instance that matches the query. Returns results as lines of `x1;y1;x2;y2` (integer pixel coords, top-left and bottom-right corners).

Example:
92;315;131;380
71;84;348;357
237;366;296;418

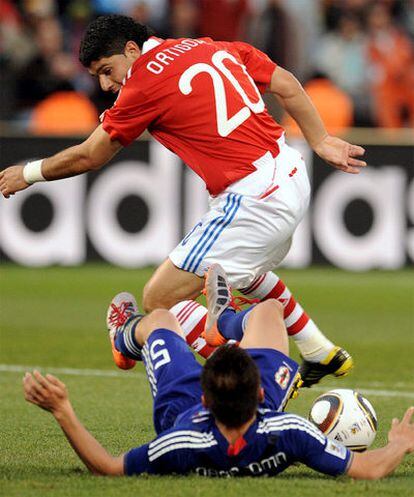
149;339;171;370
179;50;265;137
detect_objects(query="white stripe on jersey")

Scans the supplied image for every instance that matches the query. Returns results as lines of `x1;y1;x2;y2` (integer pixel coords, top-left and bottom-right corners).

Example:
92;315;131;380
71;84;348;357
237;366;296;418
192;416;210;424
148;430;217;461
258;417;324;439
149;434;216;458
259;413;322;433
149;430;215;452
259;414;324;435
259;422;325;445
148;440;218;462
258;415;325;444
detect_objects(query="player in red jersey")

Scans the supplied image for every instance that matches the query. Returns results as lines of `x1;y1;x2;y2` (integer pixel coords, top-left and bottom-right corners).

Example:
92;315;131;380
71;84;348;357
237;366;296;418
0;15;366;385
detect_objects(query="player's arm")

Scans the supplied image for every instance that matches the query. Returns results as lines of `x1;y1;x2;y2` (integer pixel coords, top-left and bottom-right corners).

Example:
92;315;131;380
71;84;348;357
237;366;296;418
0;124;122;199
347;407;414;480
267;66;366;174
23;370;124;476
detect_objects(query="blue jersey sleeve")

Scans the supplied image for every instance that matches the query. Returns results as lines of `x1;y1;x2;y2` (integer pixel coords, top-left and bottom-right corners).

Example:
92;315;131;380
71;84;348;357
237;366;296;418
124;444;152;475
124;427;206;476
277;415;353;476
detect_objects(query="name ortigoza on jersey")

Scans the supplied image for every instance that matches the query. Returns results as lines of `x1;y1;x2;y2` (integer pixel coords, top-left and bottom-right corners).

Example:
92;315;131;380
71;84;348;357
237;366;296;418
102;37;284;196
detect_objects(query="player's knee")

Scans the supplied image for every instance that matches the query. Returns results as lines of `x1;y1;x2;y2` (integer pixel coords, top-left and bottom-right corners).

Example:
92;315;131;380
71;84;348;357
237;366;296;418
259;299;284;317
147;309;183;338
250;299;287;341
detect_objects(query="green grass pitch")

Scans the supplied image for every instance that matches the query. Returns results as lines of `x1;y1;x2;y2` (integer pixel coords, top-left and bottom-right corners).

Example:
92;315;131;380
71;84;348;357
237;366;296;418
0;264;413;497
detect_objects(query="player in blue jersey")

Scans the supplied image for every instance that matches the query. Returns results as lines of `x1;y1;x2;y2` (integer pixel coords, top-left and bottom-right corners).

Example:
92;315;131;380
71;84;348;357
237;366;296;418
23;265;414;478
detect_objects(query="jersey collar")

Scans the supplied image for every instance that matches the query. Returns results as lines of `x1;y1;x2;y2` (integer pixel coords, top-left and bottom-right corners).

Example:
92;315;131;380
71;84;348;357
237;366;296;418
214;418;259;458
141;37;162;55
124;37;163;83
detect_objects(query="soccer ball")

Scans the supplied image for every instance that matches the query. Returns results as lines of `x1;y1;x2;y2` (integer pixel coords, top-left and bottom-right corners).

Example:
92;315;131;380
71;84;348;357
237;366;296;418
308;389;377;451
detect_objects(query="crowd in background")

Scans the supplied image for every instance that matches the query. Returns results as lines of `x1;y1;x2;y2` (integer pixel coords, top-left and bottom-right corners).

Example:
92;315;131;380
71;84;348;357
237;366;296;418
1;0;413;136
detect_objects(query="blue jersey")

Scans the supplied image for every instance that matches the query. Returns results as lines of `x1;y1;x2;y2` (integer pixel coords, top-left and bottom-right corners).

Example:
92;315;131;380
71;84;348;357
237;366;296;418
129;328;353;477
124;405;352;477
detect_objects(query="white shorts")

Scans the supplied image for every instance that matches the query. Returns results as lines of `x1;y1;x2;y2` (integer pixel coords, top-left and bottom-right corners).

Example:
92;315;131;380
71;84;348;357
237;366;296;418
169;139;311;289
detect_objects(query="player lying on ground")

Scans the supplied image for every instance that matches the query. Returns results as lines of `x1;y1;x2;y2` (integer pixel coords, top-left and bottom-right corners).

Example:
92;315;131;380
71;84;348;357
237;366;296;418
24;265;414;478
3;15;365;385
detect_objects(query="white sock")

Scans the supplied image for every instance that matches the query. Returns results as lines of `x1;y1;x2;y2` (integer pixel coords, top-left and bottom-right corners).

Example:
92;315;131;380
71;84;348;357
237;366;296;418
240;272;334;362
169;300;215;359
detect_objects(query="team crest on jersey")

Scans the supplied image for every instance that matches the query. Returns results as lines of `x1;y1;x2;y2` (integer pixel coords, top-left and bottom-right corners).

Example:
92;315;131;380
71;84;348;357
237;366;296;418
274;366;290;389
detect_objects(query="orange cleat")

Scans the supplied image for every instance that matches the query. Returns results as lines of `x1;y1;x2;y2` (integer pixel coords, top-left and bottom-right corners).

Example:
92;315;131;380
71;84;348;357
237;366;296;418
106;292;140;370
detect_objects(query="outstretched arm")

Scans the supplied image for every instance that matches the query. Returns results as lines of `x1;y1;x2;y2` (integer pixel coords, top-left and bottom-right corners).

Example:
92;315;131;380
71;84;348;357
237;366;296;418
347;407;414;480
0;125;122;198
268;66;366;174
23;370;124;476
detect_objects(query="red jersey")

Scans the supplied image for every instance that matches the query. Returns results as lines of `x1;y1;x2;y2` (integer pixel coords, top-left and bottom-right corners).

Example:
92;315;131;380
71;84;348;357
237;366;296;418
102;37;285;195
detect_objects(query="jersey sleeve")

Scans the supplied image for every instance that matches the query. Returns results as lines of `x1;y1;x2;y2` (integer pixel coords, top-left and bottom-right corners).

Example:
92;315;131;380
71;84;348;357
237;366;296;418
124;430;195;476
280;416;353;477
101;85;159;147
124;444;153;475
224;41;277;94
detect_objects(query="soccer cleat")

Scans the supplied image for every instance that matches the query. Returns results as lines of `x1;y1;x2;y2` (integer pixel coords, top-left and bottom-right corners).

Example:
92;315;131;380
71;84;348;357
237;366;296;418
106;292;140;370
282;372;304;410
202;263;232;347
299;346;354;388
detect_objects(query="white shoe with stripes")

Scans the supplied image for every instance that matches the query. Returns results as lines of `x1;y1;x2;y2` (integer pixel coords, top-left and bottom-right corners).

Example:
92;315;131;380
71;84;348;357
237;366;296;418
202;263;232;347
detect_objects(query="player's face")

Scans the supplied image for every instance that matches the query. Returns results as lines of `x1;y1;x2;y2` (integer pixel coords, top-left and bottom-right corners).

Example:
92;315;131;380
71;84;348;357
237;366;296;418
88;42;141;93
89;55;131;93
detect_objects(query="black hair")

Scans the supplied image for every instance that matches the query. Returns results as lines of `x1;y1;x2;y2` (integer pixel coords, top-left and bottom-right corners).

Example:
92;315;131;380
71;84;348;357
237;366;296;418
201;345;260;429
79;15;155;67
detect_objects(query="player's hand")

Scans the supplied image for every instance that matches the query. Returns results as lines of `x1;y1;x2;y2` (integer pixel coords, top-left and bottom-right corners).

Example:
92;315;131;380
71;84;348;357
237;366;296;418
313;136;366;174
23;371;70;416
0;165;30;198
388;407;414;453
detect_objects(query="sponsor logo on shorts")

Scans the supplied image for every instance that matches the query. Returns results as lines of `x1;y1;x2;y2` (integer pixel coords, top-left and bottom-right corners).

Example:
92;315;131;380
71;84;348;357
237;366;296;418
274;366;290;390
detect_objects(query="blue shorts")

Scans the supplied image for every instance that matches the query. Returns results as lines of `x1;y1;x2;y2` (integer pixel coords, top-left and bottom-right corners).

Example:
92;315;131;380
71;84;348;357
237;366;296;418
142;329;299;434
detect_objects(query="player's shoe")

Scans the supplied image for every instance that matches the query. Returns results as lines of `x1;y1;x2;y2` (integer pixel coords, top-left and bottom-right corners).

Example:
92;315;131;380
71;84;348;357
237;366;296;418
282;372;304;410
106;292;142;370
202;263;232;347
299;346;353;387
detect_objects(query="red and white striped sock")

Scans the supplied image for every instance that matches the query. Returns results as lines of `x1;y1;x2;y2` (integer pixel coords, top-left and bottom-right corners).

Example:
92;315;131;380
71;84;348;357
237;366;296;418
240;272;334;362
169;300;216;359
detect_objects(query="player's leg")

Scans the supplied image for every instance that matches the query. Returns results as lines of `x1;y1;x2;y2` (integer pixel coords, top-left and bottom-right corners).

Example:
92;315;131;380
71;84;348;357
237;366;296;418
202;262;253;346
106;292;142;370
133;308;183;345
206;282;301;412
198;264;300;411
106;296;203;434
239;271;353;386
174;263;332;361
238;299;302;411
240;271;333;360
142;258;204;312
202;263;353;388
238;299;288;354
169;300;215;359
145;145;351;384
